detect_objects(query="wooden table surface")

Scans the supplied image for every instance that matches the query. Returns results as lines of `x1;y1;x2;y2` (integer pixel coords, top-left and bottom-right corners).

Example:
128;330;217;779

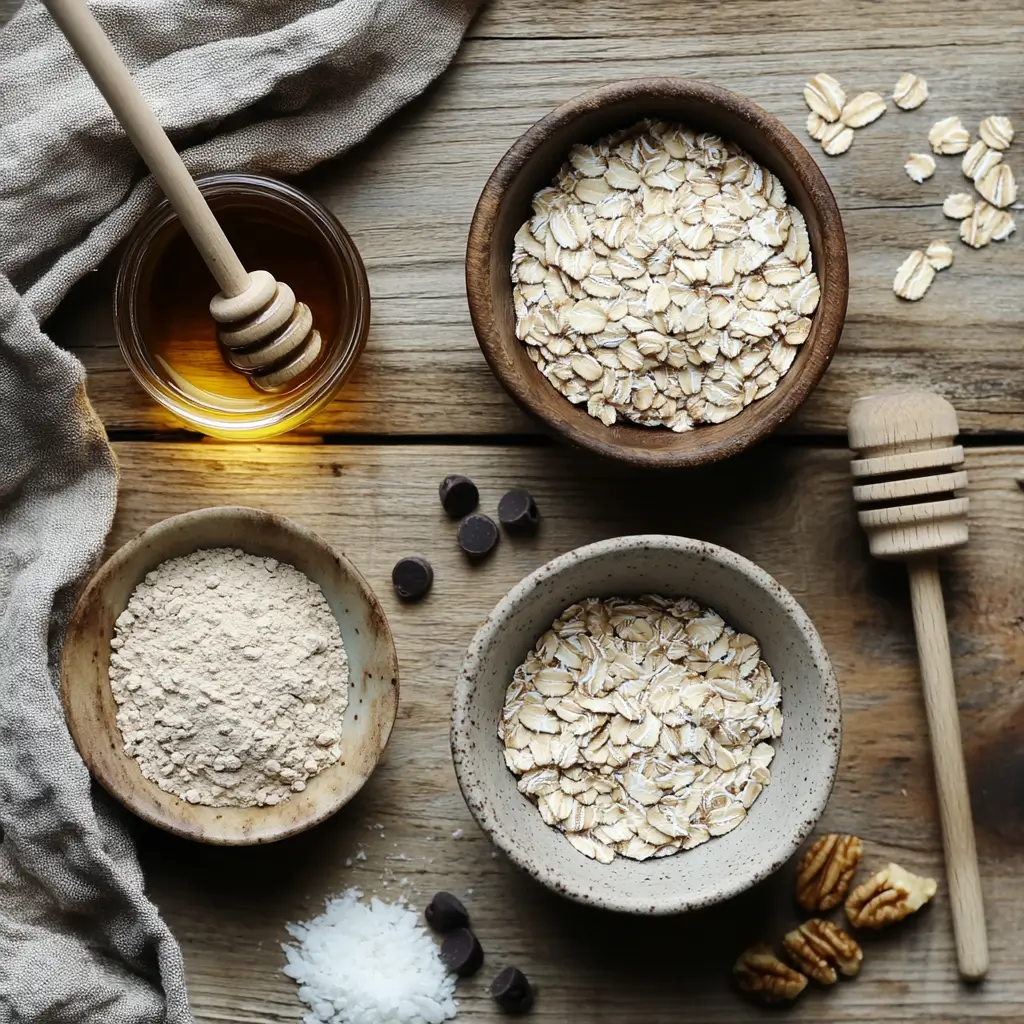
5;0;1024;1020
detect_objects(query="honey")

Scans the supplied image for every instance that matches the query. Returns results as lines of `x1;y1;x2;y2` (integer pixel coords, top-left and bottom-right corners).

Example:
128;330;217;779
115;174;369;439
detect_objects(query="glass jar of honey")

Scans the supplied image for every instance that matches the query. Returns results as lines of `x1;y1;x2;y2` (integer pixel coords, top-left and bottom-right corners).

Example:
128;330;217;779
114;173;369;440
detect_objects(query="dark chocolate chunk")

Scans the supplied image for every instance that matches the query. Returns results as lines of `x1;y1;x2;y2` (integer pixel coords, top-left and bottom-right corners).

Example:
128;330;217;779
497;489;539;533
391;556;434;601
424;891;469;933
457;513;499;560
439;474;479;518
491;966;534;1013
441;927;484;977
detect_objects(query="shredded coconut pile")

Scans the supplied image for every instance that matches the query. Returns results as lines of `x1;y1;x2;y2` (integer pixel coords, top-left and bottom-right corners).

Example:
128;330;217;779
282;889;457;1024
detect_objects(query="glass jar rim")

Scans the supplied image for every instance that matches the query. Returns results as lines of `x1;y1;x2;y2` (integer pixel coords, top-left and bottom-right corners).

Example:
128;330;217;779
114;172;370;439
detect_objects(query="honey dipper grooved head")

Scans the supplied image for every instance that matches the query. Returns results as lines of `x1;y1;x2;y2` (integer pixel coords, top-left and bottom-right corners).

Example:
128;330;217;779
848;390;968;561
209;270;321;392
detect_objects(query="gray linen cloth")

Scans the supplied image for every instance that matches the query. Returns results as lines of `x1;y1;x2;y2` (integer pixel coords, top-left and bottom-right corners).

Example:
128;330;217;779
0;0;481;1019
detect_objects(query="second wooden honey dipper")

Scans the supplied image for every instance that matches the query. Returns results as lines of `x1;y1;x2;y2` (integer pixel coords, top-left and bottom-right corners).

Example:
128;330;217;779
41;0;321;392
848;390;988;981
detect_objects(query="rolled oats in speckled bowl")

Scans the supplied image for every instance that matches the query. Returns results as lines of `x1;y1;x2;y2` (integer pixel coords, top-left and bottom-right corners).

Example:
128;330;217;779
451;535;841;915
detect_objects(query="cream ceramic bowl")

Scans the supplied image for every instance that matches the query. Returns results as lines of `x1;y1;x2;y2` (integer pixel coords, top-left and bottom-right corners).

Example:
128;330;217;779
61;507;399;845
451;535;840;914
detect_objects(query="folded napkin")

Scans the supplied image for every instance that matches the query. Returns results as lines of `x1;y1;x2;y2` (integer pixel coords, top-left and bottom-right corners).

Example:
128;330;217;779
0;0;481;1019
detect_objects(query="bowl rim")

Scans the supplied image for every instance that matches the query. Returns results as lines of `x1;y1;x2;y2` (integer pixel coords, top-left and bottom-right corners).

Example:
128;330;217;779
451;533;841;914
60;505;399;845
465;76;849;470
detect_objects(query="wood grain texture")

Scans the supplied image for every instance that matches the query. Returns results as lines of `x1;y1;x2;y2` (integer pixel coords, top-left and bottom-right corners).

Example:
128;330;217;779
106;441;1024;1022
32;0;1023;436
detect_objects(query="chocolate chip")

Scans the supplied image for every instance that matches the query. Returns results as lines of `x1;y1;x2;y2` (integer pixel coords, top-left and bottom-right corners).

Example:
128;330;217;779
439;475;479;518
457;513;499;560
498;489;539;533
424;891;469;933
441;927;484;977
491;966;534;1013
391;556;433;601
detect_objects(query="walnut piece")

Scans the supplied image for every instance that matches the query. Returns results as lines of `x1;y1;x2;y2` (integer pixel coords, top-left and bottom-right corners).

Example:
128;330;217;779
845;862;937;928
733;943;808;1004
795;833;863;911
783;919;863;984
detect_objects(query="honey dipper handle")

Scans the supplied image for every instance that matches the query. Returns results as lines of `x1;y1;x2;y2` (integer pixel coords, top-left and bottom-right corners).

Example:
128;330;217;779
41;0;250;298
907;557;988;981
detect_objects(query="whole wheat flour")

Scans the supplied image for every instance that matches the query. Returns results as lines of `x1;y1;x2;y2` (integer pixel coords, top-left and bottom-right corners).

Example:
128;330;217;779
109;547;349;807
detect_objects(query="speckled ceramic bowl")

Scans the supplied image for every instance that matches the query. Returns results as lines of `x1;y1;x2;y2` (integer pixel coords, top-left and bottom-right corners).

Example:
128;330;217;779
451;535;840;914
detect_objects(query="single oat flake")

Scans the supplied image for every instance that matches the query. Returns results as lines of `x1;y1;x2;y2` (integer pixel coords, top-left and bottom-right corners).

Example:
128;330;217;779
904;153;935;183
821;122;854;156
841;91;886;128
978;115;1014;150
499;595;782;864
803;73;845;122
943;192;975;220
976;163;1017;208
892;73;928;110
925;240;954;271
961;140;1002;183
806;111;827;141
893;250;936;301
928;116;970;155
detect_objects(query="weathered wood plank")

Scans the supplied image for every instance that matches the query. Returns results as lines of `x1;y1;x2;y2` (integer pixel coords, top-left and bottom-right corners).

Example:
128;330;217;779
109;441;1024;1021
39;2;1023;436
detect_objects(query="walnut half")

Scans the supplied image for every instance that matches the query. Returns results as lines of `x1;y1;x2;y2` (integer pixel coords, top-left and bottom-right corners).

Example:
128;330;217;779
783;919;863;984
845;862;937;929
733;943;808;1004
795;833;863;911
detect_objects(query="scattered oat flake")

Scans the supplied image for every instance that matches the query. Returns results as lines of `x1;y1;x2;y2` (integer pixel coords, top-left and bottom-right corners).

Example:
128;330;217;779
962;140;1002;183
979;115;1014;151
892;73;928;110
976;163;1017;208
803;73;845;122
806;111;827;141
821;122;854;156
943;192;975;220
960;206;994;249
893;250;936;301
962;201;1015;245
841;92;886;128
925;240;954;271
451;829;466;840
928;116;970;155
904;153;935;183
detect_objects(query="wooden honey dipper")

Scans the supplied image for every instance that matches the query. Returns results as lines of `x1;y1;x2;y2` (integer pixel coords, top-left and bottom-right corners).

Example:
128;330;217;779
848;390;987;981
42;0;321;392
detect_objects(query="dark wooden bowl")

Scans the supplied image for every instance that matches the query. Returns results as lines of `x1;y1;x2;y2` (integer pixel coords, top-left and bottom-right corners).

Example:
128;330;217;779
465;78;849;469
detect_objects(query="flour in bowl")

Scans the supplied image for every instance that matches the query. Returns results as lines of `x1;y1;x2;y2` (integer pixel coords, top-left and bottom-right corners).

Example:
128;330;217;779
108;547;349;807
